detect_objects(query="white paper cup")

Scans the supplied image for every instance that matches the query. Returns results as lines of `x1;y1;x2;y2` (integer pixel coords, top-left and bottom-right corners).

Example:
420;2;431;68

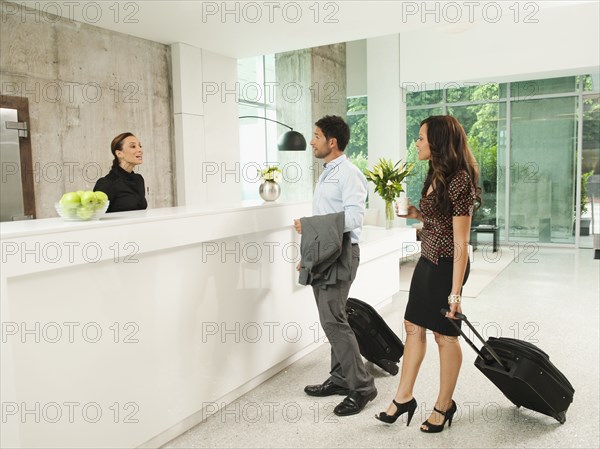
396;197;409;215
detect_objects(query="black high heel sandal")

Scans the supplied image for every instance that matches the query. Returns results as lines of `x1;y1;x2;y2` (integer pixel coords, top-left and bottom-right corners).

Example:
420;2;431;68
420;400;457;433
374;398;417;425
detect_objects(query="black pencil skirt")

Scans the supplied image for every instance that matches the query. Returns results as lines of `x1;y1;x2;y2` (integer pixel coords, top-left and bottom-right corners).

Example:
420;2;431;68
404;256;470;336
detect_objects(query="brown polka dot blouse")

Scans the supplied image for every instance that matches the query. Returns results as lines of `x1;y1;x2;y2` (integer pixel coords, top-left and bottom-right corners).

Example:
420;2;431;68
419;170;476;265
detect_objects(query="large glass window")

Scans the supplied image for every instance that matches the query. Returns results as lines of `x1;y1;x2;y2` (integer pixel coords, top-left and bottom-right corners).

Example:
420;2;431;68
581;93;600;247
512;77;578;98
406;107;443;212
346;96;368;172
405;75;600;246
238;54;313;203
510;97;577;243
447;103;502;228
238;55;277;201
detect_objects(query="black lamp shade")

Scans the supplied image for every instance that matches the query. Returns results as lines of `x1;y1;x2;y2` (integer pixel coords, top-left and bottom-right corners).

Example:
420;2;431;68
277;130;307;152
238;116;306;152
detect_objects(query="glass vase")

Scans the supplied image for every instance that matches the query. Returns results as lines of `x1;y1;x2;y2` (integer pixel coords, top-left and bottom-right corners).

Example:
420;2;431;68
385;200;394;229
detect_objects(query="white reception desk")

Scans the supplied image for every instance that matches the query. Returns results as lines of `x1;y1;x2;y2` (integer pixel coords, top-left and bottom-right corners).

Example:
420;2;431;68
0;201;417;448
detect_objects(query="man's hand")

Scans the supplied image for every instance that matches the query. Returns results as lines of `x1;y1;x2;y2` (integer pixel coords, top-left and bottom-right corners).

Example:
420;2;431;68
293;219;302;234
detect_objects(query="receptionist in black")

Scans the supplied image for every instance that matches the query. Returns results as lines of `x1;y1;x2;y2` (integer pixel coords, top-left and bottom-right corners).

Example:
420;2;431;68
94;132;148;213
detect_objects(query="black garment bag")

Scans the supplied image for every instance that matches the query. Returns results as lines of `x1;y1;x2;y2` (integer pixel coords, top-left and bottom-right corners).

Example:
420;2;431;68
441;309;574;424
346;298;404;375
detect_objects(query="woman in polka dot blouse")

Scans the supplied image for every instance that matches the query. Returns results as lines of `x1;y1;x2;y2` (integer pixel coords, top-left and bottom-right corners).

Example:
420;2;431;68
375;115;481;433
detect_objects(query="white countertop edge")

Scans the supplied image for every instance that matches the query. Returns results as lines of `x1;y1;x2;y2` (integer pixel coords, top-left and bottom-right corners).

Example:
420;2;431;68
0;200;312;240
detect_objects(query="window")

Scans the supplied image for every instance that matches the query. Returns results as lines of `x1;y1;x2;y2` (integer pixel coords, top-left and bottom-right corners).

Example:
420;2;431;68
346;96;368;172
405;76;600;246
237;55;277;201
238;54;313;203
581;93;600;247
406;107;443;211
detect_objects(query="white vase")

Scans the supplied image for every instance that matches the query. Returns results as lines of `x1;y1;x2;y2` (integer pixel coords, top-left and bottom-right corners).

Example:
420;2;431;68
259;180;281;201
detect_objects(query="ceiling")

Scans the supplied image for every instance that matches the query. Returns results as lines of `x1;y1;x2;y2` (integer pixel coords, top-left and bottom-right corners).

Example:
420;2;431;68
19;0;596;58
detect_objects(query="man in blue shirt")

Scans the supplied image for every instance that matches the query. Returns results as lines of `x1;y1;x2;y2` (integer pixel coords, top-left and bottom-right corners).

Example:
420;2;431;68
294;115;376;416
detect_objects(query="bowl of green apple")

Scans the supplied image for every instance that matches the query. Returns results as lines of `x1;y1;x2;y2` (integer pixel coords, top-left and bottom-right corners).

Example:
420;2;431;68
55;190;109;221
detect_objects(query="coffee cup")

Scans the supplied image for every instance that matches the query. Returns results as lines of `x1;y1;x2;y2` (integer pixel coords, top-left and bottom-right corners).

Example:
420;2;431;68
396;197;409;216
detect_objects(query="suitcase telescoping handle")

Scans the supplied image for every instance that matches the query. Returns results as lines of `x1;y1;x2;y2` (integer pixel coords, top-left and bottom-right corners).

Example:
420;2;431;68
440;309;507;370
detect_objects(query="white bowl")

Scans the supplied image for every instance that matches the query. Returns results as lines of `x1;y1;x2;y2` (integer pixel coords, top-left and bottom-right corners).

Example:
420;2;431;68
55;201;109;221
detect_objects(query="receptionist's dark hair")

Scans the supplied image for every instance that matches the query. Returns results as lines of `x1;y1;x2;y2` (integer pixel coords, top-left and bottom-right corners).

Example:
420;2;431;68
110;132;135;169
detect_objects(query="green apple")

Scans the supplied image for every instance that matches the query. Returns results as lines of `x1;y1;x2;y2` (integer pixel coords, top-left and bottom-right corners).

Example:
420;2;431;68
77;206;94;220
76;190;85;198
94;191;108;205
80;191;97;207
59;191;81;208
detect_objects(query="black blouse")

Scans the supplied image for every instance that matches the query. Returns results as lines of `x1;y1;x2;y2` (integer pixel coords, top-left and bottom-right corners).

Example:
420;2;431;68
93;166;148;213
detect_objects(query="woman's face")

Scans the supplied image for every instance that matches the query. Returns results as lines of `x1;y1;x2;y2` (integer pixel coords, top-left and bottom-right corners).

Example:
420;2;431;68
416;124;431;161
117;136;143;168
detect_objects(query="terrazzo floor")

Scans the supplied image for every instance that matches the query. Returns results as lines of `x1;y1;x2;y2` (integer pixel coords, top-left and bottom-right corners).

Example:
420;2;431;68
164;248;599;449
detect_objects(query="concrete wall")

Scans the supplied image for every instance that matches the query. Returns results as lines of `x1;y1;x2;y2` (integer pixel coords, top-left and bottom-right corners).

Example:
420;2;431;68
310;43;347;189
0;1;174;218
274;48;313;202
311;44;347;123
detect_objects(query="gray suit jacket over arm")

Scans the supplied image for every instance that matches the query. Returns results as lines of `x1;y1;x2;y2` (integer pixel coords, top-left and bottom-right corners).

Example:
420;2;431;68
298;212;353;289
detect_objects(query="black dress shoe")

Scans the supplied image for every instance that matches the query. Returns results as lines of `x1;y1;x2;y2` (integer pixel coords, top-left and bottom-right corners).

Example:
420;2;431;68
334;389;378;416
304;379;349;397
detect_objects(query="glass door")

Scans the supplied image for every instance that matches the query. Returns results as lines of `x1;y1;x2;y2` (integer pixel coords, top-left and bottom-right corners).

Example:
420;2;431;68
448;102;504;229
509;97;578;244
580;94;600;248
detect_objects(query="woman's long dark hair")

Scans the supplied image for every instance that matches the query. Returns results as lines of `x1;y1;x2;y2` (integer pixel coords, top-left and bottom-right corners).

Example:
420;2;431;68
110;132;135;169
420;116;481;214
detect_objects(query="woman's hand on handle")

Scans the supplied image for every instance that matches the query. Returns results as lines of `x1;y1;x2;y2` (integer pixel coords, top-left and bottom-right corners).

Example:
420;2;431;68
445;302;462;319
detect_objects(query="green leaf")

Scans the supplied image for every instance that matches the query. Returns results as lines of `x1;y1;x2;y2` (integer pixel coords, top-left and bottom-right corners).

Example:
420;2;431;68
364;158;415;203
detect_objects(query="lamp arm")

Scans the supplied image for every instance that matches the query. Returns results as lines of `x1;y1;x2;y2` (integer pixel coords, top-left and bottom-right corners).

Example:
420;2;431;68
238;116;294;131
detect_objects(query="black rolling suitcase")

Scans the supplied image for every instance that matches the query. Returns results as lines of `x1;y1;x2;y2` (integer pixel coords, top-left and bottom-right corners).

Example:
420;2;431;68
441;309;574;423
346;298;404;375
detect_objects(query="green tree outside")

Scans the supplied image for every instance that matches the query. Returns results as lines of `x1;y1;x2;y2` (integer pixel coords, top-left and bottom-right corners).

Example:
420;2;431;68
347;96;369;173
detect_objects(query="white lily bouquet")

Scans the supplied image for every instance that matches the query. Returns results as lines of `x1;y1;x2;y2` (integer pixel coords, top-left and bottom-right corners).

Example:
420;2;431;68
259;165;283;183
363;158;414;228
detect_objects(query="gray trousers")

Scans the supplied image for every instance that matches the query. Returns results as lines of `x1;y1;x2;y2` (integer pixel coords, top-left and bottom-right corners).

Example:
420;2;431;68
312;244;375;394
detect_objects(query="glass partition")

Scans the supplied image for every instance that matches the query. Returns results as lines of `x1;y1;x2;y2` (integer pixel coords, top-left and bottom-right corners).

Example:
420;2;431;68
509;97;578;243
406;107;443;213
580;94;600;247
347;96;368;172
238;55;278;201
404;75;598;247
448;103;503;228
512;76;578;98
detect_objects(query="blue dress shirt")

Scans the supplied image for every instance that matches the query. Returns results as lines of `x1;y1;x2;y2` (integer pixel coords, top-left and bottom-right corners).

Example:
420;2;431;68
313;154;368;244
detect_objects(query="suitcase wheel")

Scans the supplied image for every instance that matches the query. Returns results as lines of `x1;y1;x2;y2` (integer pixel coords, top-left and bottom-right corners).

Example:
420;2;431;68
377;359;399;376
556;411;566;424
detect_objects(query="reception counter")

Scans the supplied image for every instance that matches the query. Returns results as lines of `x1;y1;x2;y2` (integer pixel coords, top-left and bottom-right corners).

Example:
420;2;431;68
0;202;416;448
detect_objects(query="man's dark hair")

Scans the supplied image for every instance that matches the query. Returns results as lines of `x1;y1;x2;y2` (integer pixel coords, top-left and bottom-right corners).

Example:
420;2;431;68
315;115;350;151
